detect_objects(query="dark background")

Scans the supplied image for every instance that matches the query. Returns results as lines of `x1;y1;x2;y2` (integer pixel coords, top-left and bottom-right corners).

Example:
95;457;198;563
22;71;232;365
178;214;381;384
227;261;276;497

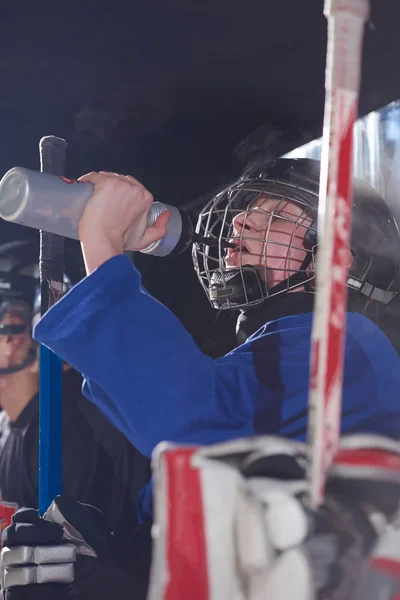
1;0;400;354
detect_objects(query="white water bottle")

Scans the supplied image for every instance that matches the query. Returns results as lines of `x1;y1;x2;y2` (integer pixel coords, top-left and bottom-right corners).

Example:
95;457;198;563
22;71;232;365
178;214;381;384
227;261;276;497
0;167;193;257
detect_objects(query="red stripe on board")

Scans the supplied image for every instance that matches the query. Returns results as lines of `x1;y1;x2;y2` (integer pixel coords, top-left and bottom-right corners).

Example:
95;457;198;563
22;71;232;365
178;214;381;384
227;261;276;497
370;557;400;579
164;448;209;600
335;448;400;471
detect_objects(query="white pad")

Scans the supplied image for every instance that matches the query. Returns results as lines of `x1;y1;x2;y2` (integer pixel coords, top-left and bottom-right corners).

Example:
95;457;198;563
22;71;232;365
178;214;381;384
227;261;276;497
1;543;76;567
2;562;74;588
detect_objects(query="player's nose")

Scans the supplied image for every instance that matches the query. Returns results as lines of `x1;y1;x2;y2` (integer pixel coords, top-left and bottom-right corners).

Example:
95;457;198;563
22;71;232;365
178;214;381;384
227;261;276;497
232;210;250;233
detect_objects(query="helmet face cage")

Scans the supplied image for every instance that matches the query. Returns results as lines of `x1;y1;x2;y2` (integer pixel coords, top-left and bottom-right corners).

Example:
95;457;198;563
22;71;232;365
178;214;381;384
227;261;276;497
193;172;319;310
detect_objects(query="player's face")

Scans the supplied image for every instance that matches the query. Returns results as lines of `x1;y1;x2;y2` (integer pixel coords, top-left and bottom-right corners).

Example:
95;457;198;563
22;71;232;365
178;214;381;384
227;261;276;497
225;195;313;289
0;305;32;373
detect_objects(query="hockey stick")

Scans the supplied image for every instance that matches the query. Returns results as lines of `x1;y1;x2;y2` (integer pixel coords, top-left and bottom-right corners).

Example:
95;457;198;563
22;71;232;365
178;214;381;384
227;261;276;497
307;0;370;509
38;136;67;515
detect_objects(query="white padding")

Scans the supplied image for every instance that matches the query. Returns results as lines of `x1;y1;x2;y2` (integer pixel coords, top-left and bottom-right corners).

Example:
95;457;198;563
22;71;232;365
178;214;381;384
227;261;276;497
248;548;314;600
235;489;274;573
200;461;245;600
3;562;74;588
264;490;309;551
1;543;76;567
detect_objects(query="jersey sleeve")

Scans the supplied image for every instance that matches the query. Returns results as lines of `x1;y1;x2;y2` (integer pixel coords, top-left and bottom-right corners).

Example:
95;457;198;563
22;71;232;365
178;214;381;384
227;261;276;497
33;255;258;458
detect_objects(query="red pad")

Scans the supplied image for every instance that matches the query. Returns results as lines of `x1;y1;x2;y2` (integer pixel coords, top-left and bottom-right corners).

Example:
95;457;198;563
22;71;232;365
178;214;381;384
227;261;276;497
163;448;209;600
335;447;400;475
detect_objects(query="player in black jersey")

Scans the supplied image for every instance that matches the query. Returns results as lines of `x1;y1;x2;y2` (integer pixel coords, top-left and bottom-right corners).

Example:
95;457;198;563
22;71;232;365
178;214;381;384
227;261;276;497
0;239;150;537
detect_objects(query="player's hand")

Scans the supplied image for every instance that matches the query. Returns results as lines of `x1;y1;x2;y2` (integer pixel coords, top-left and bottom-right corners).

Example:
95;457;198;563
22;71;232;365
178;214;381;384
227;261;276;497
1;497;146;600
77;172;170;272
0;506;73;599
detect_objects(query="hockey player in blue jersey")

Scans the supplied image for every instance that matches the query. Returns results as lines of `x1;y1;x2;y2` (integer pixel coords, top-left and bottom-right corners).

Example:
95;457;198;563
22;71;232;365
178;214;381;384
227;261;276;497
33;158;400;522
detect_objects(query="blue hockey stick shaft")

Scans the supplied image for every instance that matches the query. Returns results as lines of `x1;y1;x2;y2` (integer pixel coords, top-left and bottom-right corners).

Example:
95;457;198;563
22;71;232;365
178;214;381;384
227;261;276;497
38;135;67;515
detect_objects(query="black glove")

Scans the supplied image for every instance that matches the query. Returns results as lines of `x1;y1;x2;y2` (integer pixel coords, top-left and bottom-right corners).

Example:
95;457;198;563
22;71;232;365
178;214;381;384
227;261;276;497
1;497;150;600
1;507;73;600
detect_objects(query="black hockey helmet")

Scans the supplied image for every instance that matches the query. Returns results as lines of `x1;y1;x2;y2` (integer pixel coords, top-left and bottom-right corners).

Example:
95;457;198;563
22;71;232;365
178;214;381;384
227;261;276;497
0;240;40;374
193;158;400;310
0;239;74;374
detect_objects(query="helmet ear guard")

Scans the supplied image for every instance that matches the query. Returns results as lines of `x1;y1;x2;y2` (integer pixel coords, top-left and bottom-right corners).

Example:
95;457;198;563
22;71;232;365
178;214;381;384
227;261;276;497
346;255;398;305
303;210;399;307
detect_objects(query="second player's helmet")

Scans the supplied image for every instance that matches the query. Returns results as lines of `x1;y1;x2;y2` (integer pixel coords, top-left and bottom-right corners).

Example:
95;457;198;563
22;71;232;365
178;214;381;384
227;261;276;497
193;158;400;310
0;239;73;374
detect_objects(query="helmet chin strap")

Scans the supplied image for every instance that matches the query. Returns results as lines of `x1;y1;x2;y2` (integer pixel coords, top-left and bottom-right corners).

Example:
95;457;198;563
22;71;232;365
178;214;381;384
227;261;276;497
209;266;265;309
0;346;37;376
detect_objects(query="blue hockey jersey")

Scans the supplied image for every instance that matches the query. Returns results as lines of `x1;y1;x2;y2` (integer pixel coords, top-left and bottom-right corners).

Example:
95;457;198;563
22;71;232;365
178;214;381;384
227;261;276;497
34;255;400;518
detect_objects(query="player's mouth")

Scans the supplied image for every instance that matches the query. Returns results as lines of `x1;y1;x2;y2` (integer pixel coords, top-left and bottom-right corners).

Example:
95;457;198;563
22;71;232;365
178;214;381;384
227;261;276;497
225;242;250;266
